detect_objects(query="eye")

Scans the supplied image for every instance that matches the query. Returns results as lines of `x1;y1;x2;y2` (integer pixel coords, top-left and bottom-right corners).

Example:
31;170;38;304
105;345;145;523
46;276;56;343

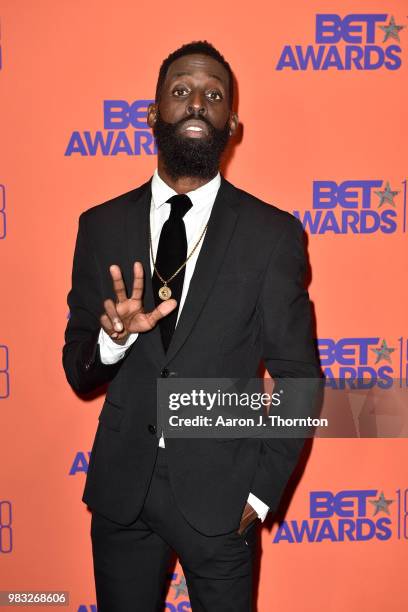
172;86;189;97
206;90;223;101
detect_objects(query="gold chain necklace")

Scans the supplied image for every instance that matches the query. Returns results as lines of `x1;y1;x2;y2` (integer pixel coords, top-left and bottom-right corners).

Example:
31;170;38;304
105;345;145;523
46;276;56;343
149;219;209;300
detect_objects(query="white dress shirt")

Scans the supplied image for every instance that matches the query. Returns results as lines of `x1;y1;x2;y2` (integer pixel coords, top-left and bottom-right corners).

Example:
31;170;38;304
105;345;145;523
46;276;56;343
97;169;269;521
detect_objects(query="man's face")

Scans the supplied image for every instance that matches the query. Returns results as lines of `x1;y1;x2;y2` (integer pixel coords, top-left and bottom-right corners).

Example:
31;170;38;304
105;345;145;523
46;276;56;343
148;53;238;180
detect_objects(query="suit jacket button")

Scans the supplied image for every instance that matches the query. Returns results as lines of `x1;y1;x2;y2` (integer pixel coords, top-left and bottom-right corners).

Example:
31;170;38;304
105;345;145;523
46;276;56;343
161;368;169;378
148;424;156;434
84;362;90;371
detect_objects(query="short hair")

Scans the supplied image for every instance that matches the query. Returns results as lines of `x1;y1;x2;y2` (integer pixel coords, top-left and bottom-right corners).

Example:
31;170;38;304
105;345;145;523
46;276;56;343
155;40;234;108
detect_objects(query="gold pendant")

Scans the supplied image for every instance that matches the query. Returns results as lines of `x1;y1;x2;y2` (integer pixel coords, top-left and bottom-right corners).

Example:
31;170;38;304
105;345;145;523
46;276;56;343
158;285;172;300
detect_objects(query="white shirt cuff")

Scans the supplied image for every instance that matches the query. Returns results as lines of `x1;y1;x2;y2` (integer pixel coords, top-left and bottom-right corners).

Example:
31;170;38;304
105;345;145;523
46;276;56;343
247;492;269;522
98;328;138;365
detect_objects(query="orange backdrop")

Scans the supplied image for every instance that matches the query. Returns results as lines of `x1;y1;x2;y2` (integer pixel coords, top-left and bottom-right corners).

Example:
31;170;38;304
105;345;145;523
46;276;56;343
0;0;407;610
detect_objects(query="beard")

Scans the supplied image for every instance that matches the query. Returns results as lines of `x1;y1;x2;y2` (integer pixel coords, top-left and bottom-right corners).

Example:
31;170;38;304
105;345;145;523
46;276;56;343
152;110;230;180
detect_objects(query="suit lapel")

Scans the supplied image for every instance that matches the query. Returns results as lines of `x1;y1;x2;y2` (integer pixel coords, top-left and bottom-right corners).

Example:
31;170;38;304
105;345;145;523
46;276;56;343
164;177;241;364
125;179;166;366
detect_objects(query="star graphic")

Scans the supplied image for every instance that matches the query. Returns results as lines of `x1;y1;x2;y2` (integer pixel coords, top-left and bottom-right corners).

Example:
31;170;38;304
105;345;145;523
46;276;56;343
379;16;405;43
369;491;394;516
371;339;395;364
374;181;399;208
172;575;188;599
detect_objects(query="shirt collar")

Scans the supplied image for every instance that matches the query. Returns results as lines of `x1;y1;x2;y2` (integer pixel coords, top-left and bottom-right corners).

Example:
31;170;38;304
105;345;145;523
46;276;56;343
151;168;221;211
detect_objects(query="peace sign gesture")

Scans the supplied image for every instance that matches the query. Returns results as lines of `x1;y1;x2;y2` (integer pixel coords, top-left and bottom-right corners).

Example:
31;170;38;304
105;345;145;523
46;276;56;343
100;261;177;344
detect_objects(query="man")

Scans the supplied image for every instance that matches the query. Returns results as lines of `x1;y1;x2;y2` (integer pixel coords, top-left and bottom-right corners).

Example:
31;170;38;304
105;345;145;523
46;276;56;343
63;41;320;611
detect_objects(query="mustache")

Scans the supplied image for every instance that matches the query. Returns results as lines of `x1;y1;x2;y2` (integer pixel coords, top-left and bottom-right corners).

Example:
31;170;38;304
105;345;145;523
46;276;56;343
174;113;214;130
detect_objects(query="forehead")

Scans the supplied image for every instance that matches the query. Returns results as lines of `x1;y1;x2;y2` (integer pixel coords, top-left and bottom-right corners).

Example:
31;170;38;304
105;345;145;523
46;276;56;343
164;53;229;87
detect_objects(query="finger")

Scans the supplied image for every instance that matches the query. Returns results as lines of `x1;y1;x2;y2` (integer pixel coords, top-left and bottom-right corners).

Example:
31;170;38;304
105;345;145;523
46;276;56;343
103;298;124;332
144;299;177;328
130;261;144;302
100;313;131;341
109;264;128;303
238;515;256;535
100;312;118;338
242;503;256;520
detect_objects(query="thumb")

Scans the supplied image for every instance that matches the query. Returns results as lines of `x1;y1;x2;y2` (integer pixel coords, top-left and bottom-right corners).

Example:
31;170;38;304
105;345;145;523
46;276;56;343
157;299;177;317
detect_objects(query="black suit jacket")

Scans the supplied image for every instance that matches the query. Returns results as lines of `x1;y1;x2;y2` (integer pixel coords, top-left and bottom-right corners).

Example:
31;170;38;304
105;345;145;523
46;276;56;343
62;176;320;535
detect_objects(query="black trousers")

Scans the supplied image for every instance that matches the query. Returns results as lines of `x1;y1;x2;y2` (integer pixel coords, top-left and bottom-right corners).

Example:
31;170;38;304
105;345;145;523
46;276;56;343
91;446;257;611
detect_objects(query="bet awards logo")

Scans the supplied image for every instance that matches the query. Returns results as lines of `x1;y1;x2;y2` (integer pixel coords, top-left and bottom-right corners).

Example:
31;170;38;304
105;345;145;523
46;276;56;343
276;14;405;70
273;489;407;543
0;344;10;399
0;501;12;553
0;184;6;239
65;100;157;156
69;452;90;475
166;573;191;611
294;179;406;234
77;574;191;611
318;337;407;389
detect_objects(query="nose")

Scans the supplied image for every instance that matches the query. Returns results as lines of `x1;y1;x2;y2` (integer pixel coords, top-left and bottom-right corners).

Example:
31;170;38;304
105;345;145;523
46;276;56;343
186;90;206;116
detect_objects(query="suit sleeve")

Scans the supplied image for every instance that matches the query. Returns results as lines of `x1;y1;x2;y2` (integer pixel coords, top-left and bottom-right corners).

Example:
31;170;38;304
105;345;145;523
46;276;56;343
62;212;125;394
249;216;321;514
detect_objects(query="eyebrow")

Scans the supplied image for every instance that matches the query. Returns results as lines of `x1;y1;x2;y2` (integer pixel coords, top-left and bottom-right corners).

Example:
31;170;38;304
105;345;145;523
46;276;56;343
171;71;224;84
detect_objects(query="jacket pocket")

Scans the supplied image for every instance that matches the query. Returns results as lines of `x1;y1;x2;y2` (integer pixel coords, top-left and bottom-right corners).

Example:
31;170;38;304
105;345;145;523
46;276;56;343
98;399;125;432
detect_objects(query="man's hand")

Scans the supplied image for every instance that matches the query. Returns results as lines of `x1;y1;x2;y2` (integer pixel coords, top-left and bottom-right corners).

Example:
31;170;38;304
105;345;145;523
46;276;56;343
100;261;177;344
237;502;258;535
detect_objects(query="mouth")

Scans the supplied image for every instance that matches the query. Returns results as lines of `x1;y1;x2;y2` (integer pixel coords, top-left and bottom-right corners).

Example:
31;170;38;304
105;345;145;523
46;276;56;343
178;119;210;138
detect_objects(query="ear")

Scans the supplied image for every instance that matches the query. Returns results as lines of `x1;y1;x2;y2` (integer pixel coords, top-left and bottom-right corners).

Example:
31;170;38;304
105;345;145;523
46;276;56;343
228;111;239;136
147;103;158;128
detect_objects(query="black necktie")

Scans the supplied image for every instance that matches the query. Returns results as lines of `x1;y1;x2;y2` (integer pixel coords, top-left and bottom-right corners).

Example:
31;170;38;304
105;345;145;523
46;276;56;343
152;193;192;352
